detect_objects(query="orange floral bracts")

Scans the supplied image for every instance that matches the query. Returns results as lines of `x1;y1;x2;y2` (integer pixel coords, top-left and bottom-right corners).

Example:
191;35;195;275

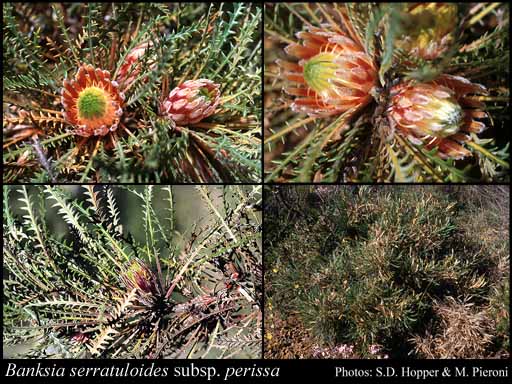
277;26;377;117
61;64;125;137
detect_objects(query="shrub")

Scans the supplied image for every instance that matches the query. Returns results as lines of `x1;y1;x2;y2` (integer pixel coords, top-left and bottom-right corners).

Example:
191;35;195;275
265;186;509;358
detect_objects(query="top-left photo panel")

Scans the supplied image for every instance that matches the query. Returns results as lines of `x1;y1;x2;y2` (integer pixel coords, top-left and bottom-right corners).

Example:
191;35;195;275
3;3;262;183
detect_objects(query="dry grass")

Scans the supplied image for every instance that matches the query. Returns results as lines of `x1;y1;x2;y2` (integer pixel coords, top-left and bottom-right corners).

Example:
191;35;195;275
412;297;495;358
265;313;316;359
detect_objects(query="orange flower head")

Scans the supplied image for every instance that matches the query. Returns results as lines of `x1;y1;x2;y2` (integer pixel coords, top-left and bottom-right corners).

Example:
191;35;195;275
161;79;220;125
388;75;488;159
277;26;377;117
61;64;125;137
397;3;458;60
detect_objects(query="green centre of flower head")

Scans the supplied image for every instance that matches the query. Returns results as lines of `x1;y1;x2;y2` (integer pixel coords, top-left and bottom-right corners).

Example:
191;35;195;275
77;87;107;119
198;87;213;102
303;52;339;95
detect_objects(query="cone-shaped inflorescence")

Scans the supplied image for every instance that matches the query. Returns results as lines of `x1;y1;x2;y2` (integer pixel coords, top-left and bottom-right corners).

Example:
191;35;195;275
387;75;488;159
278;25;377;117
161;79;221;125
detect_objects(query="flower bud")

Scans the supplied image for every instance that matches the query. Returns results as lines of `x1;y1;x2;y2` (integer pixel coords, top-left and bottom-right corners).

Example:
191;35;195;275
396;3;458;60
389;83;463;139
388;75;488;159
116;42;156;88
123;259;158;295
161;79;220;125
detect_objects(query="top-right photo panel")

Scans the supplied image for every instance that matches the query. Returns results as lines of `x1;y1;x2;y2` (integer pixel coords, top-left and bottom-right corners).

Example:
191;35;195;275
264;3;509;183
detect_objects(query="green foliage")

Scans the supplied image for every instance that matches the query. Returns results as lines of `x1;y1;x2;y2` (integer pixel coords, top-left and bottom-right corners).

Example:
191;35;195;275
488;281;510;355
3;3;261;182
3;185;262;358
265;186;509;358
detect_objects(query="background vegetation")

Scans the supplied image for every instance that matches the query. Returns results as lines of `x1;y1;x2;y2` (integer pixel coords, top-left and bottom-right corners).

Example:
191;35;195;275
264;185;509;358
4;185;262;358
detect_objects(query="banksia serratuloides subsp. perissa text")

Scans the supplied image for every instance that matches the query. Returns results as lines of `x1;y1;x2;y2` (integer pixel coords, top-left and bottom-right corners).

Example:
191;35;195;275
3;3;261;183
3;185;262;358
264;3;509;182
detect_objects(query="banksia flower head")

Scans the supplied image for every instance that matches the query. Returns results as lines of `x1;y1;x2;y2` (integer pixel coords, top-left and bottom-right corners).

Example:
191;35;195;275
388;75;488;159
161;79;220;125
397;3;458;60
277;25;377;117
61;64;125;137
264;3;508;183
123;259;159;295
116;41;156;88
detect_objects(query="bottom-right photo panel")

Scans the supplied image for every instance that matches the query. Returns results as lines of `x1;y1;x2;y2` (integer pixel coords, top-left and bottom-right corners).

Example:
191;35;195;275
264;185;509;360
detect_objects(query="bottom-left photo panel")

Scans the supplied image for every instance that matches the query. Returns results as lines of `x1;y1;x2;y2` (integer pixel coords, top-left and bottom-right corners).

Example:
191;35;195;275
3;185;262;359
